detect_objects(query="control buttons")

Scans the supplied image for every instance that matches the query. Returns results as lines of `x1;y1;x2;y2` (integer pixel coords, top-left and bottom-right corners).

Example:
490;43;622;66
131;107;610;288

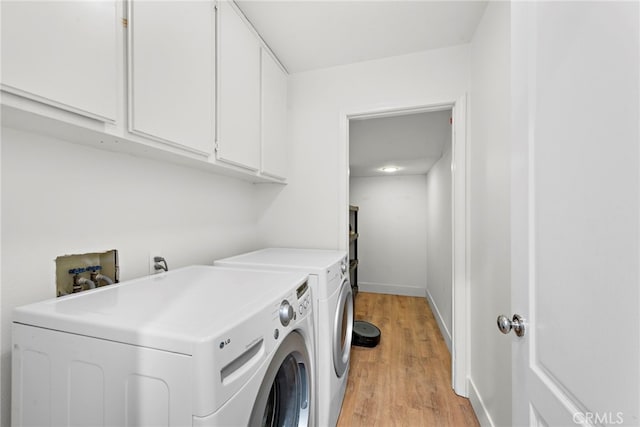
274;329;279;340
279;300;294;326
281;295;311;323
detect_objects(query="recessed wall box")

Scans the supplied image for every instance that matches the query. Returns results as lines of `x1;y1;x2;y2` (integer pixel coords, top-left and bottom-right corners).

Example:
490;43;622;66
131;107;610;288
55;249;119;297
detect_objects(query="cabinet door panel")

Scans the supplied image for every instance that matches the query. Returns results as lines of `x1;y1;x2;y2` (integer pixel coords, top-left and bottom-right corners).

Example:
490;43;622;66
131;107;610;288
1;1;118;122
217;0;261;171
261;49;288;180
128;1;214;155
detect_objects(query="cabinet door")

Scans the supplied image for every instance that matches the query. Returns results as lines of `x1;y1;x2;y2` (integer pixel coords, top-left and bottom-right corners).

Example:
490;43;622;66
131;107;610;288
260;49;288;180
128;1;215;155
217;0;261;171
1;1;118;122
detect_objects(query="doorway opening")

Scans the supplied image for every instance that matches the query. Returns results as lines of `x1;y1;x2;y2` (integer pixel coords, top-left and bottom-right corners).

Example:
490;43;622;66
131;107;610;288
341;98;468;396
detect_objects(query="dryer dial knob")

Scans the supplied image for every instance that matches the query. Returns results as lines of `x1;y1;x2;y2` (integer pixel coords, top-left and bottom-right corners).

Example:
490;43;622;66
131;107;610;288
279;300;294;326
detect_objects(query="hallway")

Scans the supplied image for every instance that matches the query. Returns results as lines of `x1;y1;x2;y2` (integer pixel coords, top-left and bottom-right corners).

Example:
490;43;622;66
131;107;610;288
337;293;479;426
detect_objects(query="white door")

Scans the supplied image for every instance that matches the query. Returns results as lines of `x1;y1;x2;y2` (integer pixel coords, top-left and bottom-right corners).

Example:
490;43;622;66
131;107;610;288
217;0;261;171
510;2;639;426
1;1;118;122
128;0;215;155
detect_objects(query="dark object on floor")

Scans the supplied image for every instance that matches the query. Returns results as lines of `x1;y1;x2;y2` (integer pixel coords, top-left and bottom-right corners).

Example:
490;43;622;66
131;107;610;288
352;320;381;347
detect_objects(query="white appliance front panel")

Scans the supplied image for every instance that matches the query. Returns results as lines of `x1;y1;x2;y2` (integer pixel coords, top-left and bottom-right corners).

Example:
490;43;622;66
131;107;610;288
12;323;192;427
215;248;352;427
13;266;308;355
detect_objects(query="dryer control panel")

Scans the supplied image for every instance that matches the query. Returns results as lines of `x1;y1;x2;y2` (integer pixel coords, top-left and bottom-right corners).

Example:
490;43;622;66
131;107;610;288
296;280;312;317
279;300;295;326
328;256;349;283
297;282;311;316
275;280;312;328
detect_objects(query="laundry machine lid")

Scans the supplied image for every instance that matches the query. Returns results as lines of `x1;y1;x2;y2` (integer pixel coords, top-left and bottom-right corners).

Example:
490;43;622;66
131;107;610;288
216;248;347;274
13;265;308;355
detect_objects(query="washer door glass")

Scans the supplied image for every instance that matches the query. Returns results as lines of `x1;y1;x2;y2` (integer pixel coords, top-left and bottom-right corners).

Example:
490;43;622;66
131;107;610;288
251;332;312;427
333;278;354;377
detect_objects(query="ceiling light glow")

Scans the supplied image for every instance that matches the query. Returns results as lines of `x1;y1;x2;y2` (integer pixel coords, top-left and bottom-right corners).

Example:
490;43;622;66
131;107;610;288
380;166;399;173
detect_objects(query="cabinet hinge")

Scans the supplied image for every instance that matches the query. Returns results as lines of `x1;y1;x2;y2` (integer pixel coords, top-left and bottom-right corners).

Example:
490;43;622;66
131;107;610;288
214;140;219;153
121;18;128;28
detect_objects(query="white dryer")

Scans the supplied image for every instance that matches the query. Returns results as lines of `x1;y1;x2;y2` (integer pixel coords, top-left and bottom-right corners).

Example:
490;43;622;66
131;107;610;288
215;248;354;427
12;265;315;427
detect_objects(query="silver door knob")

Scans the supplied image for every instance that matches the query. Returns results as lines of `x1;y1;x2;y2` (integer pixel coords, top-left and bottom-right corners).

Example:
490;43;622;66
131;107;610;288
497;314;526;337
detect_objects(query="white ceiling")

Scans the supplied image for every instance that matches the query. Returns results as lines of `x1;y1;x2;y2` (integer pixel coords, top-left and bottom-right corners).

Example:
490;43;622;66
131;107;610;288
235;1;479;178
236;0;488;73
349;110;452;177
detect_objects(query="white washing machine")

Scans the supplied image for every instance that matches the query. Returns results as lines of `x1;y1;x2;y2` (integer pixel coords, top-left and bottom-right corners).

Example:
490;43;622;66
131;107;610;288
215;248;353;427
12;265;315;427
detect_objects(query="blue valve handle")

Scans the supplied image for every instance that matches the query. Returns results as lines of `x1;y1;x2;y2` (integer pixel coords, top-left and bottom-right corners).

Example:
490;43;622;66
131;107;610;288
68;268;86;275
86;266;102;272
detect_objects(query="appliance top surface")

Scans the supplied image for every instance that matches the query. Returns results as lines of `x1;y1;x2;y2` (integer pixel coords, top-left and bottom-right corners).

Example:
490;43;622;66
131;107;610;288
216;248;347;272
13;266;308;353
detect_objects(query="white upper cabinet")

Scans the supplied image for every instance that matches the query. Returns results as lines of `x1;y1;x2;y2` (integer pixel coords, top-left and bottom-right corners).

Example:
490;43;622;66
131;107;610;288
1;1;118;122
260;49;288;180
128;1;215;155
216;0;261;171
1;0;287;183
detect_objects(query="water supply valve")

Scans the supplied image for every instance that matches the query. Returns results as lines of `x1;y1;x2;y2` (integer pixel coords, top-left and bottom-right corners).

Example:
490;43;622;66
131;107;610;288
68;268;87;293
86;265;101;285
86;265;115;287
56;249;118;297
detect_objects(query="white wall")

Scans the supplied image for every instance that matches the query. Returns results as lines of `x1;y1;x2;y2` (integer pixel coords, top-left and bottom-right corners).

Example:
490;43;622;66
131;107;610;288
258;45;470;251
349;175;428;296
425;142;453;350
0;131;3;425
467;2;511;427
0;127;265;426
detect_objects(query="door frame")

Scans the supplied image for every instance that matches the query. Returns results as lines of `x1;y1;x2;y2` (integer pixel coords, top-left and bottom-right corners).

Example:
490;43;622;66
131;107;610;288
338;94;469;396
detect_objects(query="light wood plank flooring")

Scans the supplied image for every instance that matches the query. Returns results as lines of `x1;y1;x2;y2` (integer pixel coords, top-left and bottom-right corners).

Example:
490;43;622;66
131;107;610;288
337;292;479;427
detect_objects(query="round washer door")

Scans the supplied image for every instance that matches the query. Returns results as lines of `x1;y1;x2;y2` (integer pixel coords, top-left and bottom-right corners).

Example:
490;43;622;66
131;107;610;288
250;331;312;427
333;278;354;377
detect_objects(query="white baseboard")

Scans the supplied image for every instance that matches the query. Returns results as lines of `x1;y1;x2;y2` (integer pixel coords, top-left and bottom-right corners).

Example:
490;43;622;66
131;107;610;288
425;289;452;353
468;378;495;427
357;281;426;297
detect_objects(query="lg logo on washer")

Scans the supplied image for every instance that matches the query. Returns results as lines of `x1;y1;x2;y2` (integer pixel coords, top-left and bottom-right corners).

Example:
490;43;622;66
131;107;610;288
220;338;231;349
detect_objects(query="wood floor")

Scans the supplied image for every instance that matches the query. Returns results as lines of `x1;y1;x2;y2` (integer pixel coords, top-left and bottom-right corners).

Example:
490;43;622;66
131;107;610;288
337;292;479;427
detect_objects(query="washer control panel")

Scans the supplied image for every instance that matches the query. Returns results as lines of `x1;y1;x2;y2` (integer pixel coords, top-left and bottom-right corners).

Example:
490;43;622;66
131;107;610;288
297;292;311;317
296;280;312;318
278;280;311;327
279;300;294;326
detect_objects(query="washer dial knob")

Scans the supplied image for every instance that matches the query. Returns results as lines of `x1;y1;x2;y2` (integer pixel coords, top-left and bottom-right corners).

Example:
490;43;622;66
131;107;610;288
279;300;294;326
